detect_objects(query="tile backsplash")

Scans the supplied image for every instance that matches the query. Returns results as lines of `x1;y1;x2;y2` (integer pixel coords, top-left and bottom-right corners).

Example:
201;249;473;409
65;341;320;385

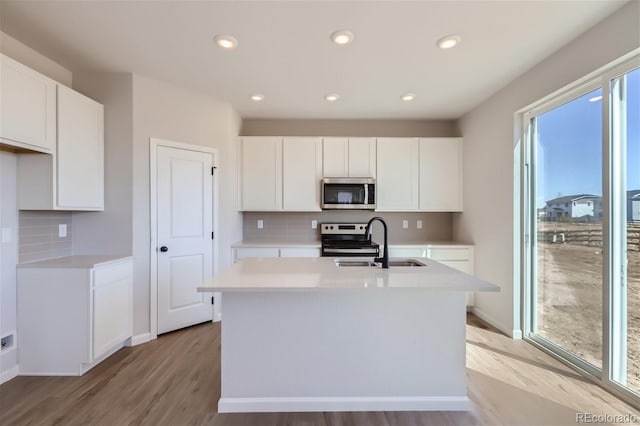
19;211;72;263
243;211;453;244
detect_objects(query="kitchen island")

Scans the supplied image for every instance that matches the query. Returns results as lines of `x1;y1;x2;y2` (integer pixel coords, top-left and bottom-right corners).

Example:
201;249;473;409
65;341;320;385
198;257;499;413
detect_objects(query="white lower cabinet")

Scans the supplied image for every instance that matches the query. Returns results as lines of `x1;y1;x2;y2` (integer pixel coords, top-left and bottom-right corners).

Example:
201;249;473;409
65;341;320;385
17;257;133;376
388;245;475;307
279;247;321;257
233;246;320;263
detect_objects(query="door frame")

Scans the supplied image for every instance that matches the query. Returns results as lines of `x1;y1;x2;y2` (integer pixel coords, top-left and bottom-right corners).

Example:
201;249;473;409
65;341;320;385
149;137;219;339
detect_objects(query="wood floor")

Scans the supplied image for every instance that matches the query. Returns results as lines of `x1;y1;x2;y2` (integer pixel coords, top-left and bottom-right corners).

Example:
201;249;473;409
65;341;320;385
1;314;638;426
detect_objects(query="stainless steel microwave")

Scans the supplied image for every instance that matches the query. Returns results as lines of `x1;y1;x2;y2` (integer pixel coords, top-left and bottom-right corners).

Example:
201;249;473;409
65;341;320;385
321;178;376;210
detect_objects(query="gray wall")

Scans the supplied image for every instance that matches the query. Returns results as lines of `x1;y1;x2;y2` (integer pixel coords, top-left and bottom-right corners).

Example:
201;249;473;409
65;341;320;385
131;74;242;335
0;33;75;381
0;152;18;379
241;119;458;137
454;1;640;336
71;72;134;256
243;212;455;244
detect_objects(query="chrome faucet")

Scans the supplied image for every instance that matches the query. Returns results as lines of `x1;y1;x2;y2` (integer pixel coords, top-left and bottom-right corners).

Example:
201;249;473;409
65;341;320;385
365;217;389;268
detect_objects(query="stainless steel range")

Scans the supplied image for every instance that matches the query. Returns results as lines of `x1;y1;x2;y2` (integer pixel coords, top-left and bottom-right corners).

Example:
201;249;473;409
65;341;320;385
320;223;380;257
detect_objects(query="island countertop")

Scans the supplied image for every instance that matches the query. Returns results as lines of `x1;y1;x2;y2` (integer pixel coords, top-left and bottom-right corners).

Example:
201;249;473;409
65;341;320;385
198;257;499;292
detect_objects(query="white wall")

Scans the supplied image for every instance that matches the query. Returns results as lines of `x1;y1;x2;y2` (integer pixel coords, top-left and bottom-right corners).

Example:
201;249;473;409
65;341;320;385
454;1;640;336
71;72;134;256
0;152;18;382
131;75;242;335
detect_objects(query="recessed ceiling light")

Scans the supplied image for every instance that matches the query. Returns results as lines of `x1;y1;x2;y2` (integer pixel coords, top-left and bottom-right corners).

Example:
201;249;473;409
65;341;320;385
331;30;354;45
325;94;340;102
401;93;416;101
589;95;603;102
214;34;238;50
250;94;264;102
436;35;461;49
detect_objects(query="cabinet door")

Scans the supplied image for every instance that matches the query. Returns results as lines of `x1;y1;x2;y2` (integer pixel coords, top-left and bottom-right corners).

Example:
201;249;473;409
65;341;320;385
92;261;133;360
419;138;463;211
57;85;104;210
234;247;280;262
0;54;56;153
348;137;376;178
283;137;322;211
387;246;428;258
240;137;282;211
279;247;321;257
376;138;419;211
323;138;348;177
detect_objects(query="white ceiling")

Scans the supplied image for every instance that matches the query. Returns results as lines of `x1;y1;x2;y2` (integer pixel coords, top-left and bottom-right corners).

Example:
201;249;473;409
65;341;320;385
0;1;628;119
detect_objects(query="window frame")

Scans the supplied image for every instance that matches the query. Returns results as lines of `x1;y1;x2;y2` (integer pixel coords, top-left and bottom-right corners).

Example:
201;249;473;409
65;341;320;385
518;50;640;408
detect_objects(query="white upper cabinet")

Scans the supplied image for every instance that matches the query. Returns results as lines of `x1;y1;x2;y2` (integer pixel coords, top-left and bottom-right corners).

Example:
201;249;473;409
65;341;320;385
240;137;283;211
18;85;104;211
419;138;463;211
283;137;322;211
57;85;104;210
323;137;376;178
0;54;56;153
376;138;419;211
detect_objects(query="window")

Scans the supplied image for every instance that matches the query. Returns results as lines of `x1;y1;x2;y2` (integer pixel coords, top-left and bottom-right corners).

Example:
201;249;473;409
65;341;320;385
522;54;639;405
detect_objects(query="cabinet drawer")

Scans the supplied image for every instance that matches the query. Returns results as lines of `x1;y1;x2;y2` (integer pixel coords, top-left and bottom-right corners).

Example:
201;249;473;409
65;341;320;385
388;247;427;258
280;248;320;257
235;247;280;262
93;261;133;288
428;248;470;261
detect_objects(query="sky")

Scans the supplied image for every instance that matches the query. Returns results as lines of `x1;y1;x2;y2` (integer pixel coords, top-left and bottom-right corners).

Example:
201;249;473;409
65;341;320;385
535;67;639;208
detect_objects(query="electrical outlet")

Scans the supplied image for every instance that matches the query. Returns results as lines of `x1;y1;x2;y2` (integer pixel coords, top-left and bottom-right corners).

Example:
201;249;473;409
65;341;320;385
417;220;423;229
402;220;408;229
257;220;264;229
58;224;67;237
311;220;317;229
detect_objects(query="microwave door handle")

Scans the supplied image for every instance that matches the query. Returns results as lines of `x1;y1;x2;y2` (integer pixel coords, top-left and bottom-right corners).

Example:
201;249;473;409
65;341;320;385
364;184;369;206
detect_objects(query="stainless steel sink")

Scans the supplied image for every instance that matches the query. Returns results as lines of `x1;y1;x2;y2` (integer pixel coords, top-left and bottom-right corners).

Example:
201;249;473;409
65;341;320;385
335;259;426;268
388;259;426;267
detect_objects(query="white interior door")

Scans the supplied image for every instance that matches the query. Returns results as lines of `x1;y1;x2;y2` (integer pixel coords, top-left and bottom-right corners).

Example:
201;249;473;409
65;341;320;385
157;146;214;334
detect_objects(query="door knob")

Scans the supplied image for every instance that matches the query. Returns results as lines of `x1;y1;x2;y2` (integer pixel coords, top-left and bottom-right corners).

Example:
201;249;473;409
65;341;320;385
160;246;168;252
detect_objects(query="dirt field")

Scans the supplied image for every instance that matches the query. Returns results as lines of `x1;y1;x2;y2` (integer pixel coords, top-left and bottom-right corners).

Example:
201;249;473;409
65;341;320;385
536;222;639;392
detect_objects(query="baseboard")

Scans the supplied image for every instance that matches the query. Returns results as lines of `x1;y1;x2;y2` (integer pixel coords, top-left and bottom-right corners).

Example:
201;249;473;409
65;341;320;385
470;307;513;337
126;332;152;347
218;396;470;413
0;365;19;384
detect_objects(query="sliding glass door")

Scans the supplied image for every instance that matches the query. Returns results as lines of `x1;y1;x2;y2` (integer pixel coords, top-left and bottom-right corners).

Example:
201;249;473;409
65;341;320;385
530;87;604;372
524;57;639;404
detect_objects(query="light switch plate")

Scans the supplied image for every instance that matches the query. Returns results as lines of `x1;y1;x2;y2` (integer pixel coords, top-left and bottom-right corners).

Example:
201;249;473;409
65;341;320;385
402;220;408;229
58;224;67;237
257;220;264;229
417;220;423;229
311;220;317;229
1;228;12;243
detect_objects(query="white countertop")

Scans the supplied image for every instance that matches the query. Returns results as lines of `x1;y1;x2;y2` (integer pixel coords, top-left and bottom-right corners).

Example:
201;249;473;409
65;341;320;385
232;241;321;248
231;241;473;248
18;255;133;269
198;257;498;292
